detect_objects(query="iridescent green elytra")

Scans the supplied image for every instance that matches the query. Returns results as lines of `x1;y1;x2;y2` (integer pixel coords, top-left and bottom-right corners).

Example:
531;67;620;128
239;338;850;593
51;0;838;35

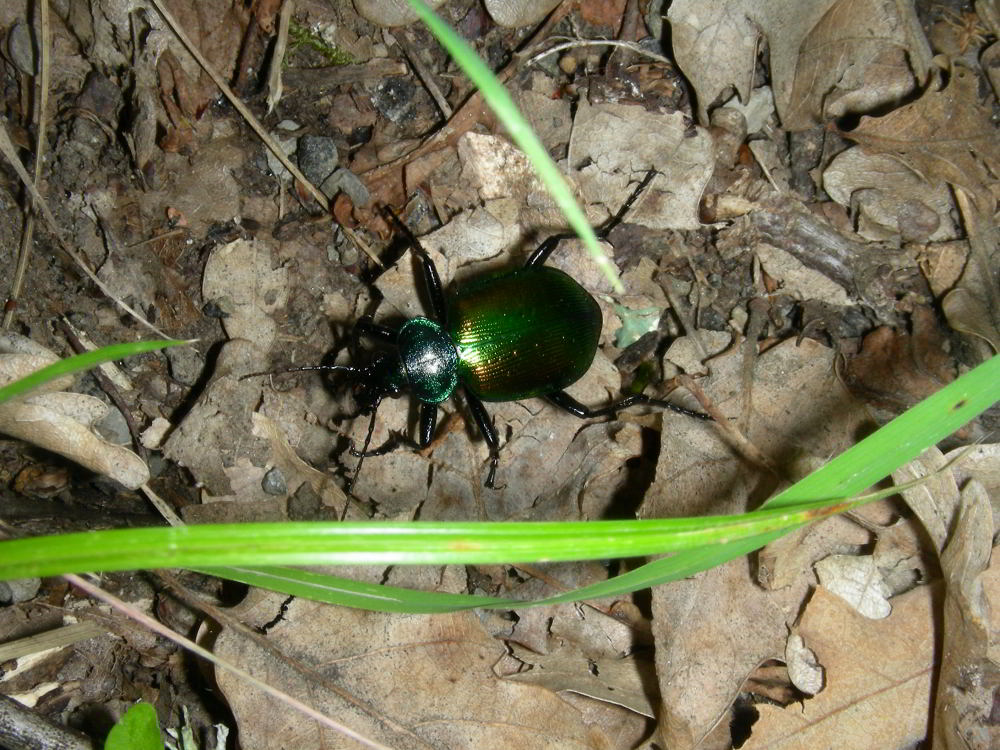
449;266;601;402
286;171;709;490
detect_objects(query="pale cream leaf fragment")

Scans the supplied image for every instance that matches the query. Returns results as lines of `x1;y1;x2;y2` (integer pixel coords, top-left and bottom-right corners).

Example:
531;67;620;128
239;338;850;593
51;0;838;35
814;554;892;619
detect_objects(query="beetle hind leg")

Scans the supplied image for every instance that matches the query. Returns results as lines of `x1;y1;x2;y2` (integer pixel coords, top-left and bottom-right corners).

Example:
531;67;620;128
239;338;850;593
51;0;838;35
463;388;502;488
545;390;711;421
524;169;659;268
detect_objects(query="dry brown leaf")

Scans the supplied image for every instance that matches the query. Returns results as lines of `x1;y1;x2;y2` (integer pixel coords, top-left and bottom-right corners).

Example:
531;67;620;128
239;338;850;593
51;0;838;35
893;446;960;552
814;554;891;618
571;100;714;230
506;642;656;718
845;67;1000;211
0;336;148;489
934;481;999;750
842;305;956;415
214;593;615;748
782;0;921;129
652;554;807;749
668;0;929;128
645;338;870;748
823;148;959;242
742;584;934;749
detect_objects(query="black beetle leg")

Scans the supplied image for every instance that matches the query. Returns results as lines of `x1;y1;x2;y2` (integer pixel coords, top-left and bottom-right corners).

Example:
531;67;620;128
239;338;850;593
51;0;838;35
463;388;501;488
419;402;438;447
354;317;397;345
383;208;448;324
346;399;381;495
524;233;568;268
545;390;712;421
349;431;416;458
525;169;659;268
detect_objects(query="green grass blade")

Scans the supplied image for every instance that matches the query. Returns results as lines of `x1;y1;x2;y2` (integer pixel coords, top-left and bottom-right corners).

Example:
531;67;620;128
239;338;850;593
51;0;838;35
0;339;186;403
194;565;513;614
405;0;622;292
0;504;841;579
0;355;994;613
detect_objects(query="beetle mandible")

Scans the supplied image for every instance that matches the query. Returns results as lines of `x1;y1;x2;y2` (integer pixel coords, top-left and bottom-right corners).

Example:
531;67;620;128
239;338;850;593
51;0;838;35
276;171;710;489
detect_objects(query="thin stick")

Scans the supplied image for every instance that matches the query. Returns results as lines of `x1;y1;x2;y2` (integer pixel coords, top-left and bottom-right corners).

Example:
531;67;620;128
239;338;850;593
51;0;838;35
63;573;393;750
522;38;672;68
4;0;50;330
0;122;169;339
148;0;329;210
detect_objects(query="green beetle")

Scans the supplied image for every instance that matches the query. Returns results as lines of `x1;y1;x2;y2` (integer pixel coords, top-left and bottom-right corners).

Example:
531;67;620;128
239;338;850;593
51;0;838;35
288;172;709;488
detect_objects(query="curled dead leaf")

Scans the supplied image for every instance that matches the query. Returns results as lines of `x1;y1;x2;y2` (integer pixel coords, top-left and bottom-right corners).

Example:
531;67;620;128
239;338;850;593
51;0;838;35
0;335;148;490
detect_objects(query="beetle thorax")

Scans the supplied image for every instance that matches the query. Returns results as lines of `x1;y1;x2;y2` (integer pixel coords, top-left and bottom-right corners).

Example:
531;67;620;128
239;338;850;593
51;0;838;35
397;317;459;403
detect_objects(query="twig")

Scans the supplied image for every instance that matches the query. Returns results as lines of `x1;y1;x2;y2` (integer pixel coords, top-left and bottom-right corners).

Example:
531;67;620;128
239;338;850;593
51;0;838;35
522;38;672;68
281;59;408;90
265;0;294;114
148;0;329;210
0;122;169;339
4;0;50;330
64;573;393;750
392;29;453;119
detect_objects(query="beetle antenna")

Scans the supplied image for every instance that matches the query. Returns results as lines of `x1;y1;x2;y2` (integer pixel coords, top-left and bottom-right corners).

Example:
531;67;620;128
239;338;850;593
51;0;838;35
240;364;360;381
344;396;380;511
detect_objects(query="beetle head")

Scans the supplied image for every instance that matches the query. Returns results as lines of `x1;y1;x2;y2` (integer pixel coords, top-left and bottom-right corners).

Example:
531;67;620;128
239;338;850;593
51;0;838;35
352;351;407;412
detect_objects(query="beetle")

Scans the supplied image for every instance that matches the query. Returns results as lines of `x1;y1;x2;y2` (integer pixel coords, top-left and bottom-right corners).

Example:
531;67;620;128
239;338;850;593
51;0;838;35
266;171;710;489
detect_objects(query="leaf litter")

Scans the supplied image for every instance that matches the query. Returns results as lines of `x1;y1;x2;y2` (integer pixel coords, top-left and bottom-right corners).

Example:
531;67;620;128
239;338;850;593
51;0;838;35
0;0;996;747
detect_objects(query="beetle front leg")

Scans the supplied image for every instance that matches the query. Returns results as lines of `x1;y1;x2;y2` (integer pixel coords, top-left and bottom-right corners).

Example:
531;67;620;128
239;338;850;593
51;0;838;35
419;402;438;446
463;388;501;488
545;390;711;421
354;317;397;345
350;403;438;458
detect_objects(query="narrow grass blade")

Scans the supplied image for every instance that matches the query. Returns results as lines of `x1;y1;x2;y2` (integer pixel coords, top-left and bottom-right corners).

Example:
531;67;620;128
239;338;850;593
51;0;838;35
405;0;622;292
0;339;186;403
0;355;994;613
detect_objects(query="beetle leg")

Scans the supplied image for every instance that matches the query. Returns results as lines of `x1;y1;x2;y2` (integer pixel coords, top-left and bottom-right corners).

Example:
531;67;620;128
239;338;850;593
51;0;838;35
383;208;448;324
524;233;568;268
355;316;397;345
525;169;659;268
419;402;438;446
463;388;501;488
545;390;712;421
349;431;416;457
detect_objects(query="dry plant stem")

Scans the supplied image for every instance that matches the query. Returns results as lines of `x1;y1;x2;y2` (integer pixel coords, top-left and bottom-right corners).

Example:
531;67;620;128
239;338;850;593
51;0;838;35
140;483;184;527
0;621;106;662
741;299;770;432
0;123;168;339
4;0;50;331
265;0;294;114
0;692;93;750
750;197;917;320
63;573;393;750
396;29;453;118
281;59;408;91
677;373;780;476
341;224;384;268
156;571;433;748
147;0;328;210
523;38;672;68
